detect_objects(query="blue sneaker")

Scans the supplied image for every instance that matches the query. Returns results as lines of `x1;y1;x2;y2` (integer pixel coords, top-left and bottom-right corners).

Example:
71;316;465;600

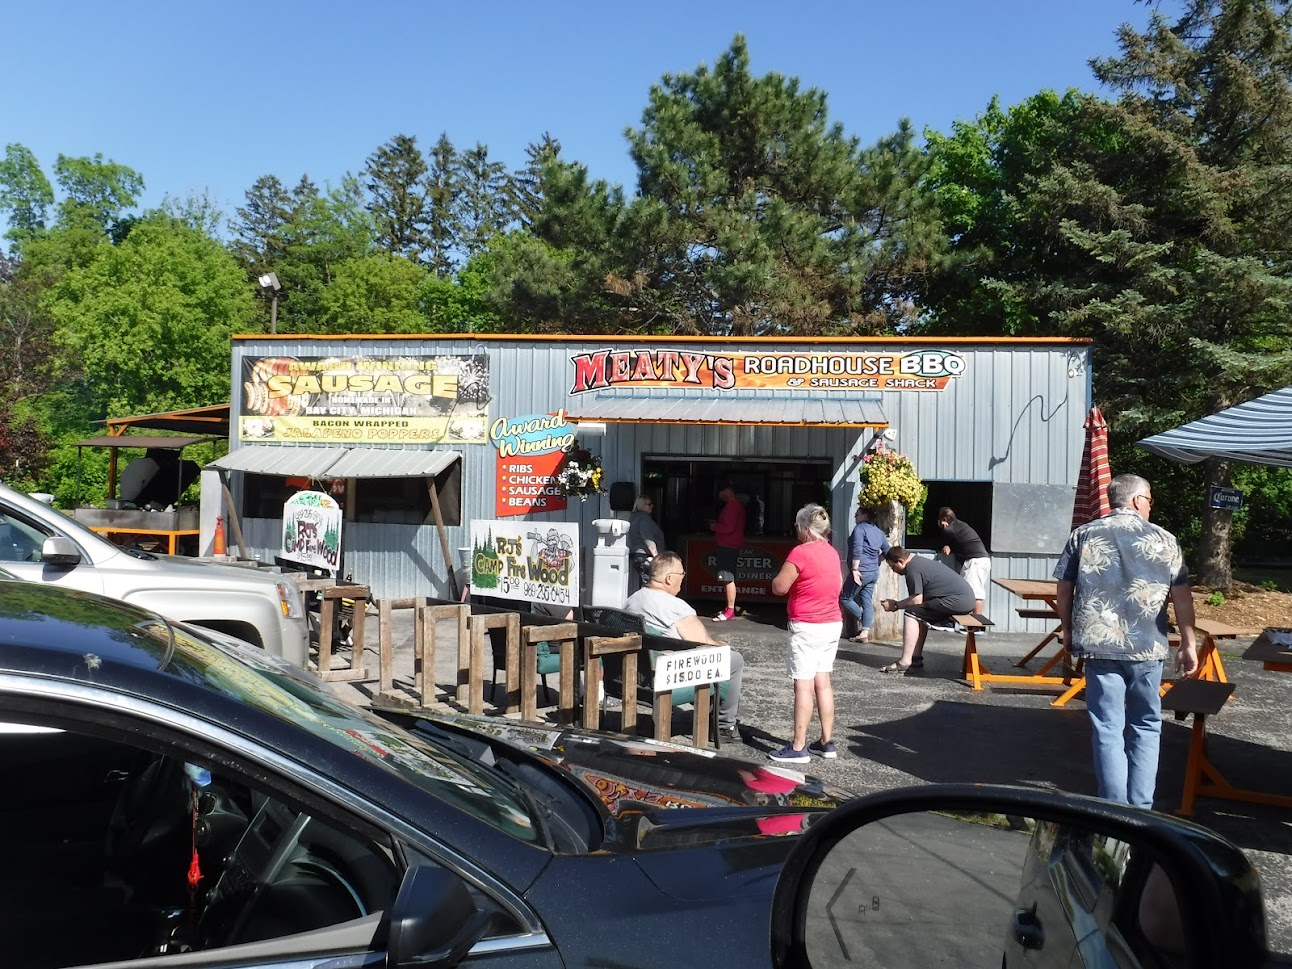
808;740;837;759
769;744;810;764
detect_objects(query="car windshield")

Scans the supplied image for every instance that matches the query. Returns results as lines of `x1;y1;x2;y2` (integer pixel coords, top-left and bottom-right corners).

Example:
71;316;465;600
151;620;539;843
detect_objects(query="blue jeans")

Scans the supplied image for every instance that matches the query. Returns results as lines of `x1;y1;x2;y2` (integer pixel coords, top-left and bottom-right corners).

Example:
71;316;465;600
840;570;879;629
1084;658;1164;810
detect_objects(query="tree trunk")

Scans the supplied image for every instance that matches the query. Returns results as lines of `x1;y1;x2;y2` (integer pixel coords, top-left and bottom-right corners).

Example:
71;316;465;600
872;500;907;641
1195;458;1233;591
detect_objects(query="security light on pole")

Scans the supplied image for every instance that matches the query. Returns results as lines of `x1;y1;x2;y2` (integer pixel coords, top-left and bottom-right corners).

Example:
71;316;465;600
258;272;282;334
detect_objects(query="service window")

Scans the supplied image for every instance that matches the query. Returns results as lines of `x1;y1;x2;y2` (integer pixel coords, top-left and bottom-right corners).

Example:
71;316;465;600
353;461;461;526
905;480;994;551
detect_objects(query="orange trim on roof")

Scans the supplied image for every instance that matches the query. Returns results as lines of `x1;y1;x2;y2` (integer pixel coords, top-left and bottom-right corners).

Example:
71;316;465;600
232;332;1092;346
582;417;889;427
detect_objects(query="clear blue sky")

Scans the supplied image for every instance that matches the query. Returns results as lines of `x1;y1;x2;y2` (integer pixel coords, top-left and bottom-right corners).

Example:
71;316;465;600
3;1;1158;230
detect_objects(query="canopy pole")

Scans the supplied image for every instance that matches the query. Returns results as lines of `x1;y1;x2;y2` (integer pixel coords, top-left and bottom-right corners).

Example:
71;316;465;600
427;479;459;601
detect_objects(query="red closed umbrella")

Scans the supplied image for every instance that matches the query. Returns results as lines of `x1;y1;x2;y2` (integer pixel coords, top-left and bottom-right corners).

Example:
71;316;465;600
1071;406;1112;531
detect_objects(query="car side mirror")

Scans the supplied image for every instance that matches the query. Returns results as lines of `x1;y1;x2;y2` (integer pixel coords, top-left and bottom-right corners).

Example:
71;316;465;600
41;537;81;567
770;783;1268;969
387;865;494;969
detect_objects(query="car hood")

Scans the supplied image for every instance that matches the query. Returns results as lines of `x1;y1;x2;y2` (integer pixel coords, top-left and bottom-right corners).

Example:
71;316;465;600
426;714;852;852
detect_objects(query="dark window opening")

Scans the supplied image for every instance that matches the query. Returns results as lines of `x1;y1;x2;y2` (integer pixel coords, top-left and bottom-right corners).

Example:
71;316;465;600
241;462;461;527
354;463;461;526
905;480;994;552
640;458;832;542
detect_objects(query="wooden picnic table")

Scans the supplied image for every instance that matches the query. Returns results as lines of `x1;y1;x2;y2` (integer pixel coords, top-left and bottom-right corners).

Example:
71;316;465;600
987;578;1083;702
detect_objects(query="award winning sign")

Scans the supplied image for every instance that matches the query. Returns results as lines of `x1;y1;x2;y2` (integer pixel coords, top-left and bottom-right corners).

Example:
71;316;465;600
469;519;580;609
489;410;574;517
240;354;490;444
280;491;342;571
568;348;966;394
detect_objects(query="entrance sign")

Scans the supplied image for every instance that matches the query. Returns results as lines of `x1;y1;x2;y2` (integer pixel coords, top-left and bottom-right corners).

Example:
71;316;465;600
281;491;342;571
684;537;792;600
568;348;966;394
489;410;573;517
469;519;580;609
653;645;731;692
1209;486;1244;511
239;354;490;444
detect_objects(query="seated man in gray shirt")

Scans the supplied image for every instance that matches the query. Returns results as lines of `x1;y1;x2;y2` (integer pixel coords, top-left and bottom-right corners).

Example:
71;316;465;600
624;551;745;739
878;545;976;674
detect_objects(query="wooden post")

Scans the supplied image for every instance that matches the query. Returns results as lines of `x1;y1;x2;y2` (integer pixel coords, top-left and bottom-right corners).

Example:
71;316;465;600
467;613;520;715
217;471;250;559
314;585;369;682
519;622;577;723
427;480;459;601
583;634;641;734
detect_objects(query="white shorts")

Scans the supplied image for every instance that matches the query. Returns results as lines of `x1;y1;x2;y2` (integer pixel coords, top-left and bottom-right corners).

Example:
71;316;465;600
787;620;843;680
961;557;991;602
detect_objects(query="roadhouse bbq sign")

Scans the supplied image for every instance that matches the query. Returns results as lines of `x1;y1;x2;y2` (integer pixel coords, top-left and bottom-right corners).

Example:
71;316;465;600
568;348;966;394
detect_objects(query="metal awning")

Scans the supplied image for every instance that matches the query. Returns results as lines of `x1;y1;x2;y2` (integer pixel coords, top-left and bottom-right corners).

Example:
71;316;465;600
1138;387;1292;468
565;394;888;427
207;445;461;479
325;448;460;478
74;435;219;449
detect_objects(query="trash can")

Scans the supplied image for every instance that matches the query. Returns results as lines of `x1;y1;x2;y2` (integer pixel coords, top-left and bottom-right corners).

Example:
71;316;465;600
590;518;631;608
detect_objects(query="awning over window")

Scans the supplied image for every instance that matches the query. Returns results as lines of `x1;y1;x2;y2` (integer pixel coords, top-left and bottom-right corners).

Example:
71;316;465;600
1138;387;1292;468
564;394;888;427
74;435;219;450
207;446;461;479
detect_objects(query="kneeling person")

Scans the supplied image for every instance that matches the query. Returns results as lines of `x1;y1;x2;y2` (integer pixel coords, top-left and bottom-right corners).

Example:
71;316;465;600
879;546;976;674
625;551;745;739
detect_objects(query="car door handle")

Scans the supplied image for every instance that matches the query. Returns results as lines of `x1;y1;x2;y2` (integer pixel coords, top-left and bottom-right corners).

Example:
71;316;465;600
1012;902;1045;950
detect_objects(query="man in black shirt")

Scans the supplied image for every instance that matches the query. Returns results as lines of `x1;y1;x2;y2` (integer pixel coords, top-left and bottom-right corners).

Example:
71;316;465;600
879;546;975;673
937;506;990;616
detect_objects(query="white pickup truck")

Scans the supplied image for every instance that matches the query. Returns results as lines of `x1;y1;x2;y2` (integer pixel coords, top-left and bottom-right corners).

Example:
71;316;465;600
0;483;309;666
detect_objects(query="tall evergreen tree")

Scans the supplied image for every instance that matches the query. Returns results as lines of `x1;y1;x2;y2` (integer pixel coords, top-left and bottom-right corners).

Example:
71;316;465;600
455;142;513;261
511;132;562;230
365;134;430;260
623;35;942;335
425;133;460;278
922;0;1292;587
229;174;294;274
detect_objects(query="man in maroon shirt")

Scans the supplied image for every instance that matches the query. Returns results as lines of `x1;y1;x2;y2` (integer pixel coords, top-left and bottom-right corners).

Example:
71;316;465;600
709;481;746;621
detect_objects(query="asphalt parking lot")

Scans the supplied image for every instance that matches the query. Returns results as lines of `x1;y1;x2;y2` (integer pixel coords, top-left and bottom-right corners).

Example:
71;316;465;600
327;607;1292;955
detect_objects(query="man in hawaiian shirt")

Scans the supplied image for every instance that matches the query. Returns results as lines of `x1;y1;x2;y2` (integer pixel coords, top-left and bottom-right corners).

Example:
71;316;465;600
1054;473;1199;809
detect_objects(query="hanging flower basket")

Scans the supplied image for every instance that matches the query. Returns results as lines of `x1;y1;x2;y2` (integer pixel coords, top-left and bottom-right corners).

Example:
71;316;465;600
858;443;924;511
554;440;605;500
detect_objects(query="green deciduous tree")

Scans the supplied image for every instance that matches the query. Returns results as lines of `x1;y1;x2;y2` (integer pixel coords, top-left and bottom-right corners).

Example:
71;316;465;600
52;153;144;239
46;213;255;416
0;144;54;252
317;253;428;334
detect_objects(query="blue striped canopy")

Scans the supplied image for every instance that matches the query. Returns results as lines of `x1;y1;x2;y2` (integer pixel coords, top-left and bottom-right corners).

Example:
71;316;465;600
1137;387;1292;468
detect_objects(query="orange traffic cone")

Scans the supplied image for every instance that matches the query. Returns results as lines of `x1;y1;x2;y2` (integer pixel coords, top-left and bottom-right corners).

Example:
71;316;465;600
213;516;227;556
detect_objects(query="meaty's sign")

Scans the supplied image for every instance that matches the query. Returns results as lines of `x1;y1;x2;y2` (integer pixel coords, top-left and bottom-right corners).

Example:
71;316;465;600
568;348;966;394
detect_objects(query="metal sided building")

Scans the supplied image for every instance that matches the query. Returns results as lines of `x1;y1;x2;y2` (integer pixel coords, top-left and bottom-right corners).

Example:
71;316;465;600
210;334;1092;632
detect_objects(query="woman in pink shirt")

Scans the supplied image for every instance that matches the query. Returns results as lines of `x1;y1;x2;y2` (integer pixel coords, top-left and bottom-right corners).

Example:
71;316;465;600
768;503;843;763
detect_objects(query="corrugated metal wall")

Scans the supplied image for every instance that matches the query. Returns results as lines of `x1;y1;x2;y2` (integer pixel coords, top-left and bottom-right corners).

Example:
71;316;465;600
227;337;1090;631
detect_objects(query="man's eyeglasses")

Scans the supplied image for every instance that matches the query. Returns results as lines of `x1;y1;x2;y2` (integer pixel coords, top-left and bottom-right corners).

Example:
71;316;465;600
666;571;686;580
1134;493;1154;508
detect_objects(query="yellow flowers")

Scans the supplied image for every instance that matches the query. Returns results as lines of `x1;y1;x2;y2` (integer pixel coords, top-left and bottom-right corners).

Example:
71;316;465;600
858;444;924;512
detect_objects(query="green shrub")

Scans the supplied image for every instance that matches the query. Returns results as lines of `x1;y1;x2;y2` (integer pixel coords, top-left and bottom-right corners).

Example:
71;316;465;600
1205;591;1226;607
